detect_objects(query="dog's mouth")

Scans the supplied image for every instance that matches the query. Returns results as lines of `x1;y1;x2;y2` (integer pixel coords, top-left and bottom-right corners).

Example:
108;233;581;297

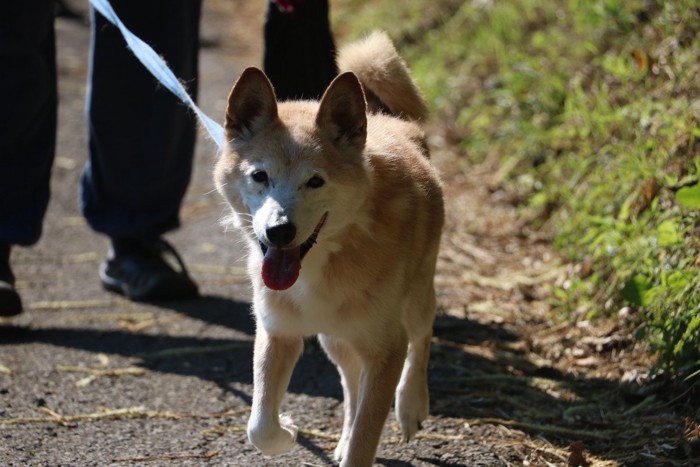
260;212;328;291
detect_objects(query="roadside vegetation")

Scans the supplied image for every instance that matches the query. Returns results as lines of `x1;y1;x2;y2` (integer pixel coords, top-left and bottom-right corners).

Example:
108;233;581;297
333;0;699;386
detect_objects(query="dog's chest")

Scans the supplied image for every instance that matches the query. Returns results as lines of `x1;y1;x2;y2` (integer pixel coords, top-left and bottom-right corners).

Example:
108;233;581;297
258;276;367;338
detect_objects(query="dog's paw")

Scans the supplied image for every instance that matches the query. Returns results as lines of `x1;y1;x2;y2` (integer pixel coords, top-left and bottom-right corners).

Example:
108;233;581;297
333;436;348;462
396;383;429;442
247;414;298;455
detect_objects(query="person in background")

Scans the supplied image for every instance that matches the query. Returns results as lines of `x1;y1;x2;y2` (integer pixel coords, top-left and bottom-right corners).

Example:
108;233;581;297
0;0;338;317
0;0;201;316
264;0;337;101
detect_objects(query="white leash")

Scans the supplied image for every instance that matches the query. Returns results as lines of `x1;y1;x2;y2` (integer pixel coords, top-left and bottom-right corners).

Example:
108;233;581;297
88;0;226;149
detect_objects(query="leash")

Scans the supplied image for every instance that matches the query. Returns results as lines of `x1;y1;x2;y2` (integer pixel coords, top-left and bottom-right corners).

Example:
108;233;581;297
88;0;226;149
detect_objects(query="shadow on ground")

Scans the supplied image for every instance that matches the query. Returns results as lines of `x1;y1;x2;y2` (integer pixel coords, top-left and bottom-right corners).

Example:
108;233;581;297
4;300;688;465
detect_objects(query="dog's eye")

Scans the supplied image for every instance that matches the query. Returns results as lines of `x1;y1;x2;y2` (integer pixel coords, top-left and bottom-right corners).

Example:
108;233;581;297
306;175;325;189
251;171;268;184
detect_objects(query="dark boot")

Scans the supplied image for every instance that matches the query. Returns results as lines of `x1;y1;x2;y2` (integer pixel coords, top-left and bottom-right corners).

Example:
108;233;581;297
0;244;23;317
99;238;198;301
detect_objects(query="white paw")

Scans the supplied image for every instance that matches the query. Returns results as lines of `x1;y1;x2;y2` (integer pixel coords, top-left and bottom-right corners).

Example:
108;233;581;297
333;436;348;462
396;383;429;442
247;414;298;456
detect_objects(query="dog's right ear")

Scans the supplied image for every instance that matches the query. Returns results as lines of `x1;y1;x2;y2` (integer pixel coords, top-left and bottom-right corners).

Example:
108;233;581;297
225;67;278;141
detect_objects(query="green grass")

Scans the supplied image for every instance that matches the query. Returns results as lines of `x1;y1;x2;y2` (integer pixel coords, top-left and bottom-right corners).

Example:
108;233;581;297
334;0;700;383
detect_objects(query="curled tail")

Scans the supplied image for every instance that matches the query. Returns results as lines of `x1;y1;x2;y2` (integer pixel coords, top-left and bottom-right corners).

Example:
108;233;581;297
337;31;428;121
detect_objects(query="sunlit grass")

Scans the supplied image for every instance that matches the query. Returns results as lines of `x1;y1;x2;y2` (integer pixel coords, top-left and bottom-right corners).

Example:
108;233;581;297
334;0;700;383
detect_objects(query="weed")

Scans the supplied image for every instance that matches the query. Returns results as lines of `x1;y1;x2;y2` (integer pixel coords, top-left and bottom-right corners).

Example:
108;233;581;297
335;0;700;383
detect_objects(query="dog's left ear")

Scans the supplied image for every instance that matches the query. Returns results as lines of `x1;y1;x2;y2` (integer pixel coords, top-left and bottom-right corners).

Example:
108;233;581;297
225;67;278;141
316;72;367;154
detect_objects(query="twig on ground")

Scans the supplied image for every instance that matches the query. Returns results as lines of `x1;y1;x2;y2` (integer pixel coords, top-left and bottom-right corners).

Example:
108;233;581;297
136;342;252;359
0;406;249;426
30;299;124;311
112;450;220;462
470;417;612;440
55;364;146;387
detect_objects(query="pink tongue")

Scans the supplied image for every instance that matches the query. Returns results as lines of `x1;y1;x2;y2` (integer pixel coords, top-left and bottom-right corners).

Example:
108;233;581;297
262;246;301;290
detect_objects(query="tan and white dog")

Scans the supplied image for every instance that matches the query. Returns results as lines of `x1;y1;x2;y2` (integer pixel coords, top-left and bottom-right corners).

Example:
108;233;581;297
215;31;444;467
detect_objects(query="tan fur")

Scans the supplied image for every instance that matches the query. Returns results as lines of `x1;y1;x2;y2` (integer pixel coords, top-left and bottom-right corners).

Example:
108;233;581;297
215;31;444;467
337;31;429;121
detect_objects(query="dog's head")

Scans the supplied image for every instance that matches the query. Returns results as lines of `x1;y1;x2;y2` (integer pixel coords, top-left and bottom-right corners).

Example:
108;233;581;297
215;68;371;291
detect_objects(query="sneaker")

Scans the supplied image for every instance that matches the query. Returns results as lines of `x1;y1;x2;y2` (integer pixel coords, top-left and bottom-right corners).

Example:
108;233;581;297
0;244;22;317
99;238;198;301
0;281;22;317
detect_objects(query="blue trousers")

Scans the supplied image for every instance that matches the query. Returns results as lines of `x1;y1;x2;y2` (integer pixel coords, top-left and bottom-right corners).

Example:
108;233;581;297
0;0;201;245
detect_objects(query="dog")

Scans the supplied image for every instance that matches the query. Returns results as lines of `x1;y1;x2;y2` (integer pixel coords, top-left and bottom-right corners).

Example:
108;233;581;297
214;31;444;466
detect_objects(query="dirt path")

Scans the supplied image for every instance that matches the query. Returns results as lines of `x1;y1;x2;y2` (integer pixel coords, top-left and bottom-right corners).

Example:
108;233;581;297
1;1;696;466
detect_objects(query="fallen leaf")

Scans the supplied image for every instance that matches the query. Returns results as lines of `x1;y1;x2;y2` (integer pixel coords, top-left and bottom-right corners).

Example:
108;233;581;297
633;48;654;72
575;356;600;367
568;440;590;467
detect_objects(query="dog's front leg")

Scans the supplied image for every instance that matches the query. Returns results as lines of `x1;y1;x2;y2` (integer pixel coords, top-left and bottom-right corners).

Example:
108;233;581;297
341;330;408;467
247;327;303;455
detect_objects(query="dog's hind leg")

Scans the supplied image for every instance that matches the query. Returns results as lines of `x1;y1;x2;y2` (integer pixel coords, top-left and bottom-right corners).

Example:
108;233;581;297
247;328;303;455
341;328;407;467
395;330;432;441
396;287;436;441
318;335;361;462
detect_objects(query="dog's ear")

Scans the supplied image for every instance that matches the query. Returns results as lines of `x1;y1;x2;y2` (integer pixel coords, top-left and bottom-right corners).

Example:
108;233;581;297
225;67;278;141
316;72;367;154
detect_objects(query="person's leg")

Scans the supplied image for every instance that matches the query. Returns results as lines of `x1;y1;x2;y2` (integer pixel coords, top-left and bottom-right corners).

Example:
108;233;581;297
81;0;202;301
0;0;57;316
82;0;200;239
263;0;337;101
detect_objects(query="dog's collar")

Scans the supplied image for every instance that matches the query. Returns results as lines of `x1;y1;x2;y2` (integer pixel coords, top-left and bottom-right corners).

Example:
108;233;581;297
259;212;328;260
300;212;328;258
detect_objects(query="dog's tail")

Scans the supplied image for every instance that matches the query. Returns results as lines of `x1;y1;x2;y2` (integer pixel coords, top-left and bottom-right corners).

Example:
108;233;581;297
337;31;428;121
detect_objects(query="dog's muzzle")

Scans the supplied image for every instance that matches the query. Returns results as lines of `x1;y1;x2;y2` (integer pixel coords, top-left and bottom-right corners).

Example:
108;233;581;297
260;212;328;290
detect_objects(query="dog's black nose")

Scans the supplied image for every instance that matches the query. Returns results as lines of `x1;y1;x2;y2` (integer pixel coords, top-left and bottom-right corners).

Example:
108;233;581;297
266;222;297;247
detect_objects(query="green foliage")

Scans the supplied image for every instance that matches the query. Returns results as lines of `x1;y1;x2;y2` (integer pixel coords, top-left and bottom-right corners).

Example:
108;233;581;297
335;0;700;383
676;184;700;208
